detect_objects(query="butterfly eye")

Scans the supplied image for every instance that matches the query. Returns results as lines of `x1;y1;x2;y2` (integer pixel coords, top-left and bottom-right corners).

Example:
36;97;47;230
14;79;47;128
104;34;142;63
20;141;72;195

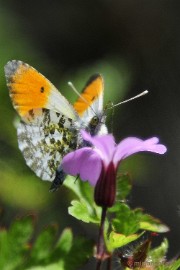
90;116;99;127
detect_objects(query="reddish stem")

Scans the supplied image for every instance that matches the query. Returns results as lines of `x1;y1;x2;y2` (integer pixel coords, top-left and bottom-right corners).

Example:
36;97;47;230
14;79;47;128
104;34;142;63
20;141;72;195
96;206;107;270
106;256;112;270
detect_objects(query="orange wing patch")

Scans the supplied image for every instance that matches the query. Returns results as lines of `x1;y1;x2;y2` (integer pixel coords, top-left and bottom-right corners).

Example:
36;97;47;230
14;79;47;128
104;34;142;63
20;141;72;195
5;60;54;118
73;74;104;116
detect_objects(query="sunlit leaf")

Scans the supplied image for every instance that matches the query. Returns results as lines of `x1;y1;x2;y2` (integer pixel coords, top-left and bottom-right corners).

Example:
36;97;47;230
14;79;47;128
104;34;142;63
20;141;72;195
64;176;93;206
64;177;101;223
140;221;169;233
108;231;142;250
68;200;100;223
137;211;169;233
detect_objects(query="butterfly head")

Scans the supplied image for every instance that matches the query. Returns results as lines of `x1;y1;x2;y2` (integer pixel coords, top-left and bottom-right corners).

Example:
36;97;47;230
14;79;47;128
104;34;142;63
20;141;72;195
88;112;107;136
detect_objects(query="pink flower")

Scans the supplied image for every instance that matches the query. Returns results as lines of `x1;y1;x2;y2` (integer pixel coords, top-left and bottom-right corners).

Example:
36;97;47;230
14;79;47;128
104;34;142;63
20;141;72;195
62;131;167;207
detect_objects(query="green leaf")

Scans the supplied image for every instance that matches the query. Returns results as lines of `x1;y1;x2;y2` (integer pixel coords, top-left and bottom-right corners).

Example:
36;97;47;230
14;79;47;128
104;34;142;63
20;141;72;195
26;235;93;270
55;228;73;254
68;200;100;223
167;259;180;270
64;176;93;206
9;215;34;245
26;263;64;270
111;203;140;235
62;236;93;270
49;228;93;270
149;238;168;261
0;214;93;270
137;238;172;270
29;224;58;264
49;229;93;270
137;212;169;233
0;215;34;270
108;231;142;250
140;221;169;233
49;228;73;262
110;203;169;238
116;173;132;201
64;177;101;224
0;229;9;270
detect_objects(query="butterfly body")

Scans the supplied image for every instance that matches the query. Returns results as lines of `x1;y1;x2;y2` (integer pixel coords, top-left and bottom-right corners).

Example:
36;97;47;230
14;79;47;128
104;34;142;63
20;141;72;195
5;60;107;188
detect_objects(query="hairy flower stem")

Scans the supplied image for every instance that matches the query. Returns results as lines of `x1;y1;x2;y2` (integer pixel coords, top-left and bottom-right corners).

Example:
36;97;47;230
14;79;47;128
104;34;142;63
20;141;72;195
106;256;112;270
96;206;107;270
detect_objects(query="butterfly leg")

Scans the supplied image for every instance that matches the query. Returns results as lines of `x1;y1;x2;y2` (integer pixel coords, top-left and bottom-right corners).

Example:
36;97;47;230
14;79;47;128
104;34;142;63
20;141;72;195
49;164;66;192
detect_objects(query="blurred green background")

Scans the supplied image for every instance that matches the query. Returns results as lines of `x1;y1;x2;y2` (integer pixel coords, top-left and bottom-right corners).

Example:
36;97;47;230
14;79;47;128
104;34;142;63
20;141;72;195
0;0;180;266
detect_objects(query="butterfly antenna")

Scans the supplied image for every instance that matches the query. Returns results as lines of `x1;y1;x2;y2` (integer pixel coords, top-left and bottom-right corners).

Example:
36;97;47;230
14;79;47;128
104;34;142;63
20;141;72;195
110;102;115;133
111;90;148;108
68;82;89;105
68;81;97;115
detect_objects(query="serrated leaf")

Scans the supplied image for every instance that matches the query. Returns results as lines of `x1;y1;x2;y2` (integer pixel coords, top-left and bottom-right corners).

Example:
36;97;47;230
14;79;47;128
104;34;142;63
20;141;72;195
68;200;100;223
149;238;168;261
0;216;34;270
111;203;140;235
108;231;142;250
111;204;169;235
64;177;101;224
29;225;58;264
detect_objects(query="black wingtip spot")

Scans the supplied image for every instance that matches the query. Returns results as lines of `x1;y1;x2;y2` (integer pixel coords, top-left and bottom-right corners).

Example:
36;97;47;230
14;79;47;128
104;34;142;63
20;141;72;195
83;73;102;90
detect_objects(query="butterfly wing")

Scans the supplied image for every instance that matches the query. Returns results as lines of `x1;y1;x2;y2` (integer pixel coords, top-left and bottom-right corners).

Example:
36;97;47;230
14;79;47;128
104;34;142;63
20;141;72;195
17;109;77;181
5;60;78;181
74;74;107;136
5;60;77;123
73;74;104;118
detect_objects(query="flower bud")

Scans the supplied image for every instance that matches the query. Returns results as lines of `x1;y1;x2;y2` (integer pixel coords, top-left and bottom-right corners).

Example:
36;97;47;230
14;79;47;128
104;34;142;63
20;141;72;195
94;161;116;207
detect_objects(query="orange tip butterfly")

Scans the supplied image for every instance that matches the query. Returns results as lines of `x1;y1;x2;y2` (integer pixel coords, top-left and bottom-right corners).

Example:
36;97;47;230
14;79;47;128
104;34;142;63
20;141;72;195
4;60;107;191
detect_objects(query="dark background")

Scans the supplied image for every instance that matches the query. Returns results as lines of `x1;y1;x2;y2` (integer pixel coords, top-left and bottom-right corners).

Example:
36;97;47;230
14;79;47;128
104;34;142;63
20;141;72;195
0;0;180;268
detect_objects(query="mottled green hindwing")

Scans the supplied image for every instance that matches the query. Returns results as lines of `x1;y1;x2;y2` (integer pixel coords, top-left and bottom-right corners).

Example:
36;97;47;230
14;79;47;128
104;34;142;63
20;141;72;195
17;109;77;181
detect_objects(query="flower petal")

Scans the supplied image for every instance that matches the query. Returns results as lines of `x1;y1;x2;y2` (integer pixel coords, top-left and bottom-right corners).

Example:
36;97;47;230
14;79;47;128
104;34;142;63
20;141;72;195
81;130;116;165
113;137;167;166
62;147;102;186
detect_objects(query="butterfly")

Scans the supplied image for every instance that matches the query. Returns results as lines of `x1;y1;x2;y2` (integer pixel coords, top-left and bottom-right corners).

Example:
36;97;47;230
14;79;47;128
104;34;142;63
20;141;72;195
4;60;108;191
